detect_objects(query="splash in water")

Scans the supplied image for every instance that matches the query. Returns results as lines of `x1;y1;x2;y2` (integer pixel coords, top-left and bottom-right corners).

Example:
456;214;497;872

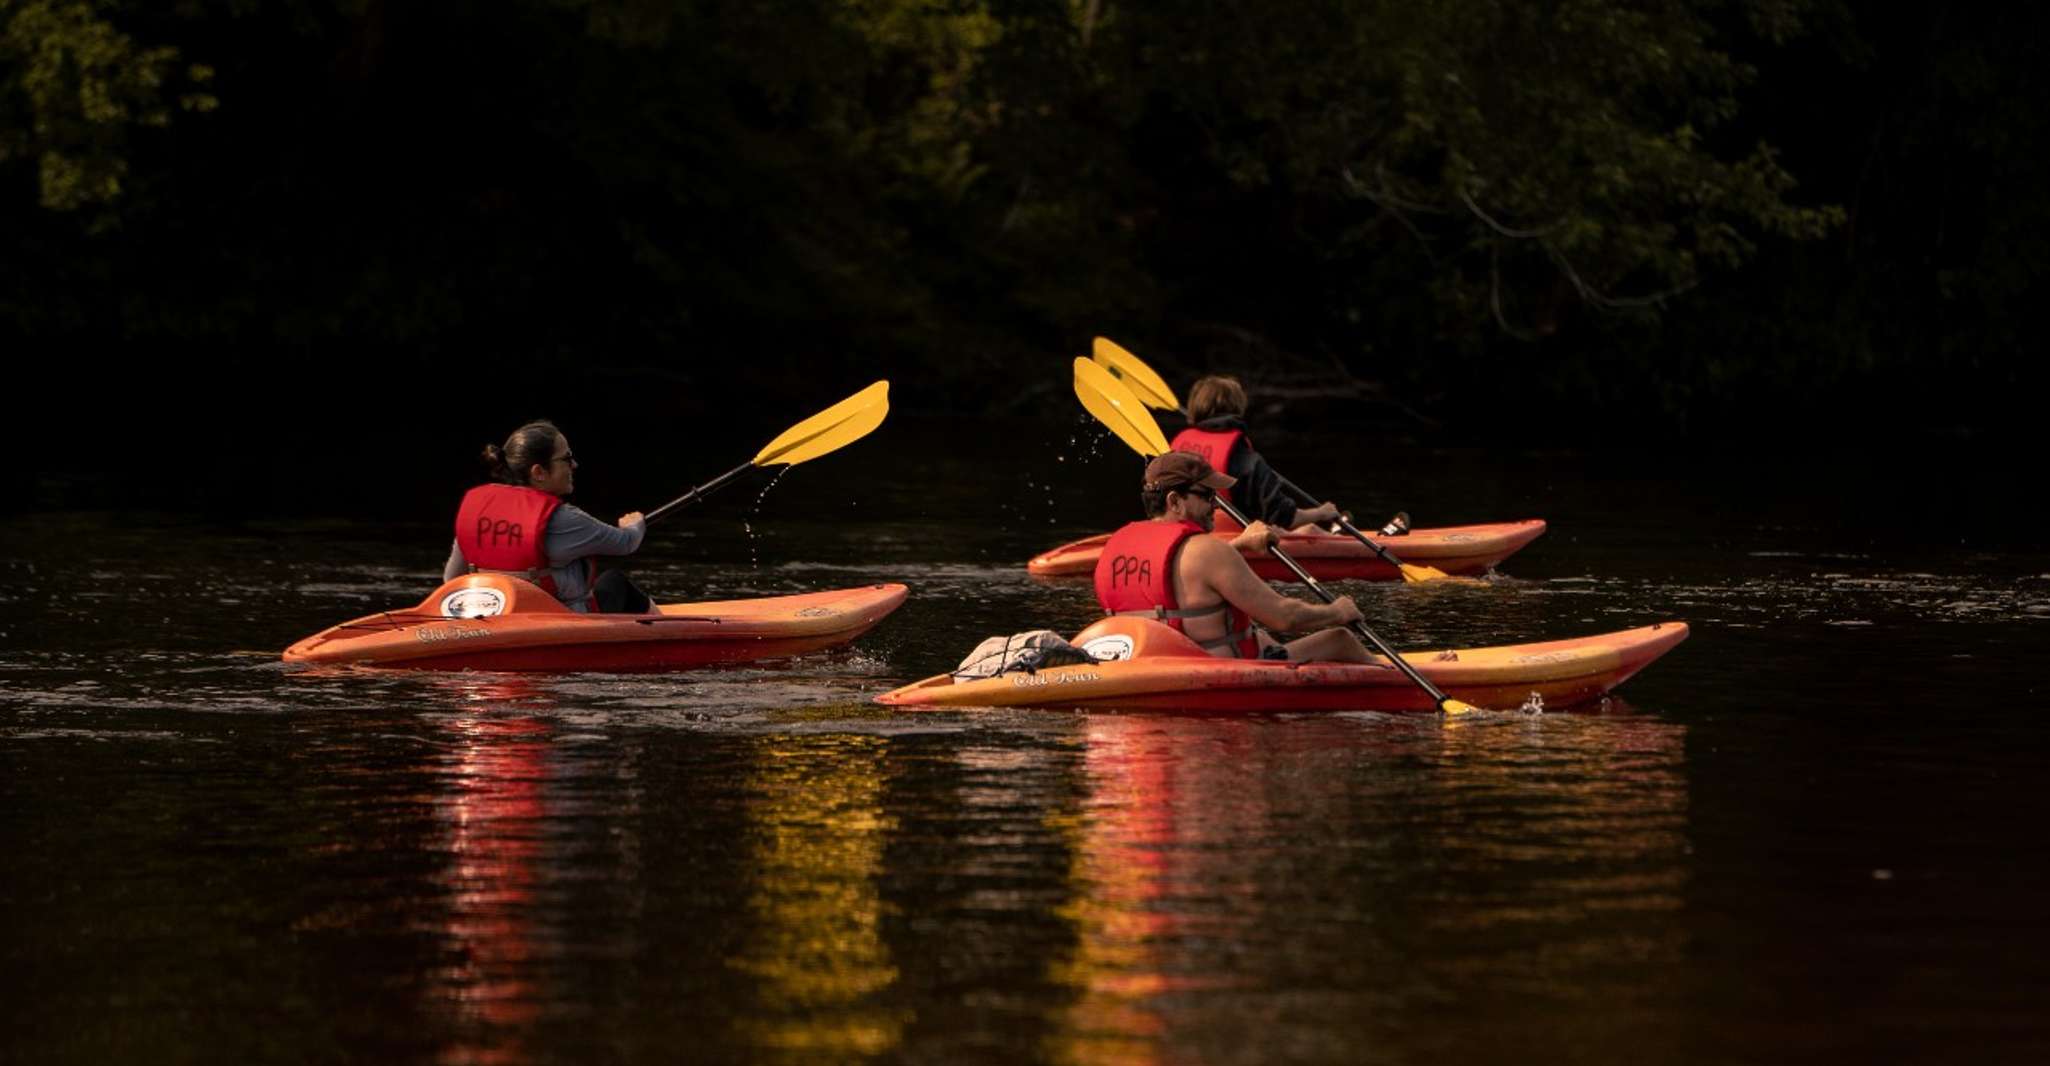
744;467;794;570
1051;451;1065;523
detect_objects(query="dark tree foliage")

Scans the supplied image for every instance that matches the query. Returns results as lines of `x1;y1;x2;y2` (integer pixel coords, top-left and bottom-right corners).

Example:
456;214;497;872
2;0;2039;465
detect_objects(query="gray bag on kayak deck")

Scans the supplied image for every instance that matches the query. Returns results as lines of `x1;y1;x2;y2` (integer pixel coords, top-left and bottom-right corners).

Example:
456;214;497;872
952;630;1096;679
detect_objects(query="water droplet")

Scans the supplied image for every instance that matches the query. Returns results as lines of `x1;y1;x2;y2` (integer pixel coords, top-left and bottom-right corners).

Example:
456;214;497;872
741;467;794;571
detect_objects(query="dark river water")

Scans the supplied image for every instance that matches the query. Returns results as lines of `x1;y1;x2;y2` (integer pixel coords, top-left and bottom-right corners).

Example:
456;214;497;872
5;418;2048;1064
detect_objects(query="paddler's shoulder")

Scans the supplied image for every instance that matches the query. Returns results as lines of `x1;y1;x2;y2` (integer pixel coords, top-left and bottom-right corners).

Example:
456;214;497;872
1177;528;1245;567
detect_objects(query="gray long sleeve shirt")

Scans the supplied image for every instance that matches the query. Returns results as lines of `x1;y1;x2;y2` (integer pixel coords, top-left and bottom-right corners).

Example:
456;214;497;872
443;503;647;611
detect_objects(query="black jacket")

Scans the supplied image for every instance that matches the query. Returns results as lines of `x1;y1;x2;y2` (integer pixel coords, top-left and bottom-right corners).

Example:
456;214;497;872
1191;416;1313;528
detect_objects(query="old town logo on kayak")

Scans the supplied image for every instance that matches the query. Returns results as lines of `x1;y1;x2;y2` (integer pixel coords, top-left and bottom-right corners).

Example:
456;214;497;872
439;587;508;619
1080;634;1134;661
415;625;491;644
1106;555;1151;588
1010;669;1100;688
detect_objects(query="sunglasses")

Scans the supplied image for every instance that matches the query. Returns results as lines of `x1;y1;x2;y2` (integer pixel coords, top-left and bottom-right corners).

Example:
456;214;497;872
1175;484;1216;501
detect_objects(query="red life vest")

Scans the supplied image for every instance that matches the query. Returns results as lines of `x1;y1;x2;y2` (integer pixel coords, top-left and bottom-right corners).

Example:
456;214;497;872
455;484;595;609
1168;426;1248;531
1092;519;1260;658
1169;427;1244;507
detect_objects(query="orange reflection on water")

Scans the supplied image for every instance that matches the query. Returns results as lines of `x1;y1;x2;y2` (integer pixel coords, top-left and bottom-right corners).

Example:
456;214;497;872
430;675;556;1065
1049;716;1289;1065
1044;706;1694;1061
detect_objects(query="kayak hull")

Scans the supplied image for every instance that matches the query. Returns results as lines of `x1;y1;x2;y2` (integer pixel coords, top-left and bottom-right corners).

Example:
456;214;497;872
283;574;907;671
875;617;1687;711
1026;519;1546;582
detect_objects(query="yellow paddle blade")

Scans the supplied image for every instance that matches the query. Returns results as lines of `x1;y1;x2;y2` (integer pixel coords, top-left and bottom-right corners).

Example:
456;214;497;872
1440;698;1483;715
1398;562;1454;583
753;380;890;466
1399;563;1493;587
1092;336;1181;411
1074;358;1170;457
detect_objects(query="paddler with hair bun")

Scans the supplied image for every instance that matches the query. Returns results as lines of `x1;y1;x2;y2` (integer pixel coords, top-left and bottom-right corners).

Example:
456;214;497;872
1173;375;1391;535
443;419;655;614
1093;451;1374;663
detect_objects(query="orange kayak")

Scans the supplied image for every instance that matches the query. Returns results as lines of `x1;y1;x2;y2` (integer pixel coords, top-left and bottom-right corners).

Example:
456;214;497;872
1026;519;1546;582
283;573;907;671
875;616;1686;711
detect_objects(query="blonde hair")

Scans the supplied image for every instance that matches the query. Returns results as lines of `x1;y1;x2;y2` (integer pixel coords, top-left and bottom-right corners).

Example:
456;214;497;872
1185;376;1248;424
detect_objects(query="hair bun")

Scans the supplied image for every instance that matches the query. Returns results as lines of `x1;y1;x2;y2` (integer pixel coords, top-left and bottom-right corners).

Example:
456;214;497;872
479;443;509;477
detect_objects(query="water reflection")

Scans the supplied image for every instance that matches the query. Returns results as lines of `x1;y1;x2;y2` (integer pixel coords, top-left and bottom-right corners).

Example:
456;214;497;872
1045;707;1692;1060
1050;716;1213;1065
429;678;555;1064
13;450;2050;1063
727;735;906;1057
414;675;648;1064
1423;705;1692;993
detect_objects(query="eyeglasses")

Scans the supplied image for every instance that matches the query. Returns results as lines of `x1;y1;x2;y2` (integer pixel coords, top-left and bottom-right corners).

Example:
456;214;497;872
1176;484;1215;501
549;453;576;466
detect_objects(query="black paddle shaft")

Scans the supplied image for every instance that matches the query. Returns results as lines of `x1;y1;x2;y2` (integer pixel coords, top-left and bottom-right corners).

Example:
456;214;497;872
1274;476;1416;569
645;460;756;525
1331;515;1415;569
1215;497;1458;708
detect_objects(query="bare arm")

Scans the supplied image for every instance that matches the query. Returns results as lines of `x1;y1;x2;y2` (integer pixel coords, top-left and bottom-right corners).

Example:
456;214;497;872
1183;536;1361;633
1229;520;1278;555
1291;501;1342;528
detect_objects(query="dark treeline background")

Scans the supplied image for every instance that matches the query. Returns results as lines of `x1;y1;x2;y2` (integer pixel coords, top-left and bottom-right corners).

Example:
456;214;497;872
4;0;2043;514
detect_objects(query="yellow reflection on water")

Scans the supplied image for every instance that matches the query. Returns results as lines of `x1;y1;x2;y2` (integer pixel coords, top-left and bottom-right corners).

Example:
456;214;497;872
728;735;906;1057
1426;700;1692;985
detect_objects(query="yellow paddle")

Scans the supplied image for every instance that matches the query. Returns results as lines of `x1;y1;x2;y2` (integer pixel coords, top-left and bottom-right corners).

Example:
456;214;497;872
1092;336;1181;411
1090;338;1458;584
646;380;890;523
1074;360;1481;714
1075;357;1171;455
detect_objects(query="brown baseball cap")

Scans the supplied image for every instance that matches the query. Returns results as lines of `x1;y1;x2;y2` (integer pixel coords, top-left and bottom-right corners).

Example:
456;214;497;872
1143;450;1236;492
